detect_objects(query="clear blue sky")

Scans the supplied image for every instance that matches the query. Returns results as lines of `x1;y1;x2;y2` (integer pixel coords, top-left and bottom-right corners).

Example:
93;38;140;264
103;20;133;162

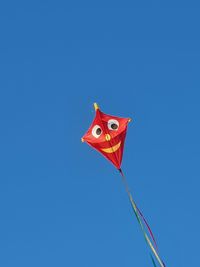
0;1;199;267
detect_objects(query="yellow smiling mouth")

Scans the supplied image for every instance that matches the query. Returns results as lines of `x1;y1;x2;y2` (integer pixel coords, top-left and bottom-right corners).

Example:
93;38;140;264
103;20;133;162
101;141;121;154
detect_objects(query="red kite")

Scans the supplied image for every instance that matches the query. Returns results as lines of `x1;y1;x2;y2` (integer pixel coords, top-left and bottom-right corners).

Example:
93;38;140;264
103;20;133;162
81;103;131;170
81;103;166;267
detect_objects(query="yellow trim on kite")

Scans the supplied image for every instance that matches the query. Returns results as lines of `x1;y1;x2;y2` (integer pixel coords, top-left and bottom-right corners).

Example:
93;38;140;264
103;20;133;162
105;134;111;141
101;141;121;153
94;103;99;111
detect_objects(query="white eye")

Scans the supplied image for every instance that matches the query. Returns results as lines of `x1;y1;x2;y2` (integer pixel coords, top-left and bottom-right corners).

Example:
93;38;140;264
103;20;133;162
107;119;119;131
92;125;102;138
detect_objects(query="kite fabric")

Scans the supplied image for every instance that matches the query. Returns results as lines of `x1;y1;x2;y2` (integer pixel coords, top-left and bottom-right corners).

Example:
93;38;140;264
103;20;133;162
81;103;166;267
82;103;130;169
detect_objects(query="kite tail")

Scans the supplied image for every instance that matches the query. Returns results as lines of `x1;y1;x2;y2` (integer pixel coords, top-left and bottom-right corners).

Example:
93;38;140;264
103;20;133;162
119;169;166;267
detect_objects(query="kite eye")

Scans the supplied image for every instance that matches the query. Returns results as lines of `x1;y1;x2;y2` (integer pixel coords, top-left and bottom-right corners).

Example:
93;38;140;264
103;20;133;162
92;125;102;138
107;119;119;131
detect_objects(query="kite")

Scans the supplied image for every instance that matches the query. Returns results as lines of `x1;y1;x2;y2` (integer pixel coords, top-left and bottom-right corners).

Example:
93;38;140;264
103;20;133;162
81;103;166;267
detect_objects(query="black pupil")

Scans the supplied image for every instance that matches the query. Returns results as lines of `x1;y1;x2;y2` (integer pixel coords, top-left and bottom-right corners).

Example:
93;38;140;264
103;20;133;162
111;123;118;130
96;128;102;135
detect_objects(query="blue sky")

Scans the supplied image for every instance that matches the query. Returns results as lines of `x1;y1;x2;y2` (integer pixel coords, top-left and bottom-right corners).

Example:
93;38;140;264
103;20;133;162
0;1;200;266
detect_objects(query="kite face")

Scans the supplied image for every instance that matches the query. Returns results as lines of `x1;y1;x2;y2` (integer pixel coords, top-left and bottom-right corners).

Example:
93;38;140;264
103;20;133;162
82;103;131;169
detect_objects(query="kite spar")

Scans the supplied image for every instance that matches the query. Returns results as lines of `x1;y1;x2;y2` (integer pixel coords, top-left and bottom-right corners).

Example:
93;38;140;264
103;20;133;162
81;103;166;267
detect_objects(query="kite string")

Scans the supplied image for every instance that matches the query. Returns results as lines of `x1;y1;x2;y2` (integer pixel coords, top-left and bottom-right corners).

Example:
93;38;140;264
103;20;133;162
119;169;166;267
119;168;157;248
135;201;158;249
